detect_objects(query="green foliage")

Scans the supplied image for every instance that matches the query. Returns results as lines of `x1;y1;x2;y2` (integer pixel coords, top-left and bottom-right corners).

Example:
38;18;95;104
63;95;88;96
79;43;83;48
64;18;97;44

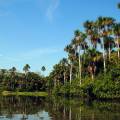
0;69;47;92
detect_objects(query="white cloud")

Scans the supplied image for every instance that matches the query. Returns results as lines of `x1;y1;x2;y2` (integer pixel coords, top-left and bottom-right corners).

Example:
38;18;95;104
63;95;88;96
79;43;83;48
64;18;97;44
46;0;59;22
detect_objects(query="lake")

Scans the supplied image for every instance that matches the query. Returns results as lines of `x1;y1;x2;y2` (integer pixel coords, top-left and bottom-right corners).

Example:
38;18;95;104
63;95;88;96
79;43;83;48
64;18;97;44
0;96;120;120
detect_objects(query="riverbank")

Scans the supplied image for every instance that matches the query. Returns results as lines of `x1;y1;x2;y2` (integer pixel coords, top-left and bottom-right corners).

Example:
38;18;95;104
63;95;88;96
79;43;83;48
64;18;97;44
0;91;48;97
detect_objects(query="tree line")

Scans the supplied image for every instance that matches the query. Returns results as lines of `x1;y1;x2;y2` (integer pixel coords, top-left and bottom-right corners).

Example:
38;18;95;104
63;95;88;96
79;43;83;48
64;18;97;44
0;64;47;92
0;3;120;99
48;4;120;98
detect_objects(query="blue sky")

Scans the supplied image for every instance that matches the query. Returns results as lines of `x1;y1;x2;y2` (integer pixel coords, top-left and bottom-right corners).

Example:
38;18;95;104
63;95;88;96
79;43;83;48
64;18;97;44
0;0;120;75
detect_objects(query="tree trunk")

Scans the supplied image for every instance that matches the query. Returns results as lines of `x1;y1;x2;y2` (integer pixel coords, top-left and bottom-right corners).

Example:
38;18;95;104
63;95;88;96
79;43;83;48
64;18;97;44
102;38;106;73
79;107;82;120
69;106;71;120
63;72;66;85
78;46;82;85
70;63;72;84
91;73;94;80
117;36;120;58
63;106;66;119
54;78;56;88
108;43;111;61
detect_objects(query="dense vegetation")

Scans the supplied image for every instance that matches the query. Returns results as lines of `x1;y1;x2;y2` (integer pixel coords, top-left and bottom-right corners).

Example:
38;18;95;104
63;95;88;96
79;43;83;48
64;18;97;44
0;64;47;92
48;4;120;99
0;3;120;99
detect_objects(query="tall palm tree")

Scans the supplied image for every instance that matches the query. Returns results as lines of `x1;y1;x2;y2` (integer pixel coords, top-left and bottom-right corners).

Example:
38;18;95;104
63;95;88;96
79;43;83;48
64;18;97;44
23;64;30;74
64;44;75;84
9;67;17;90
113;23;120;59
104;36;115;60
60;58;68;84
68;54;76;84
86;49;101;80
73;30;87;85
41;66;46;74
23;64;30;89
84;20;100;48
95;17;115;73
9;67;16;75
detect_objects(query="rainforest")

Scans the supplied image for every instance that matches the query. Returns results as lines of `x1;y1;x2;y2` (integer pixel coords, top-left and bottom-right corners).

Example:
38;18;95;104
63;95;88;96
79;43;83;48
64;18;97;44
0;3;120;100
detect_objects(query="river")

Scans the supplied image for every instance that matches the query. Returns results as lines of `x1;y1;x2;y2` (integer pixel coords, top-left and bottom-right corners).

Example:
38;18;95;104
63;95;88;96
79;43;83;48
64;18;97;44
0;96;120;120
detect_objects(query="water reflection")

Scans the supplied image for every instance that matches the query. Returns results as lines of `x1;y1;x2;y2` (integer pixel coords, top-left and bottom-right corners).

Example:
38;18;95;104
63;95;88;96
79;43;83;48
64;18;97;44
0;96;120;120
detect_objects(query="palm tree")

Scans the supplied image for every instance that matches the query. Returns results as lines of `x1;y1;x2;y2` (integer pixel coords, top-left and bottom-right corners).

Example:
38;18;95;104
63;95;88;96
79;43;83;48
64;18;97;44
64;44;75;84
113;23;120;59
104;36;115;60
86;49;101;80
73;30;87;85
60;58;68;84
9;67;17;90
84;20;99;48
95;17;115;73
75;30;82;85
23;64;30;74
9;67;16;75
117;3;120;9
41;66;46;74
88;62;96;80
68;54;76;84
23;64;30;89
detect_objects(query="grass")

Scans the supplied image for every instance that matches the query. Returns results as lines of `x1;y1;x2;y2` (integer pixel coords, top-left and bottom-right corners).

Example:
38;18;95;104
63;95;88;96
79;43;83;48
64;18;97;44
1;91;48;97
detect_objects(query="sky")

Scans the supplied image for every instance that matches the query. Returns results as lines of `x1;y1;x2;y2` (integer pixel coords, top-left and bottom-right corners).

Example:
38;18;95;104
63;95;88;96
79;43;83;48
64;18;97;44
0;0;120;75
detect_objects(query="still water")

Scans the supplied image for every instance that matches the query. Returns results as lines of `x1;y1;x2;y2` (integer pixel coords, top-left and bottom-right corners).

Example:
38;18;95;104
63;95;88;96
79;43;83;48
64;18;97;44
0;96;120;120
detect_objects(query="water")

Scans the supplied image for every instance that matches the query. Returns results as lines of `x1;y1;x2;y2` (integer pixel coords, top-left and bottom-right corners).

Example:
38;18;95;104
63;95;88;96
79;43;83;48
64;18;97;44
0;96;120;120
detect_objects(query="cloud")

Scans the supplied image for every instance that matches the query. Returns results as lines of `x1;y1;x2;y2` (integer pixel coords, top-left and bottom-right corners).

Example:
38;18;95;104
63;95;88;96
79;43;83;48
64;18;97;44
46;0;59;22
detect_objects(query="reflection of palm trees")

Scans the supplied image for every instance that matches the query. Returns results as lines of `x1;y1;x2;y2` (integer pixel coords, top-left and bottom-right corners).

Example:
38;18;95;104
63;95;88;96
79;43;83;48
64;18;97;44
69;106;71;120
21;113;28;120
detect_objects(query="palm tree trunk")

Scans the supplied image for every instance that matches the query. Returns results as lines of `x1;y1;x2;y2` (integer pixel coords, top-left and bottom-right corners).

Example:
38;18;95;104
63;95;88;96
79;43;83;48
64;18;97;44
78;46;82;85
70;63;72;84
63;106;66;119
108;43;111;61
54;78;56;87
79;107;82;120
63;72;66;85
102;38;106;73
117;36;120;58
69;106;71;120
92;73;94;80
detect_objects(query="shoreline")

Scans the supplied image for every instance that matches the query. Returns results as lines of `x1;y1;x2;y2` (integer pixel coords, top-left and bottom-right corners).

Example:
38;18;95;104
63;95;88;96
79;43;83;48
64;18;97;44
0;91;48;97
1;91;120;101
